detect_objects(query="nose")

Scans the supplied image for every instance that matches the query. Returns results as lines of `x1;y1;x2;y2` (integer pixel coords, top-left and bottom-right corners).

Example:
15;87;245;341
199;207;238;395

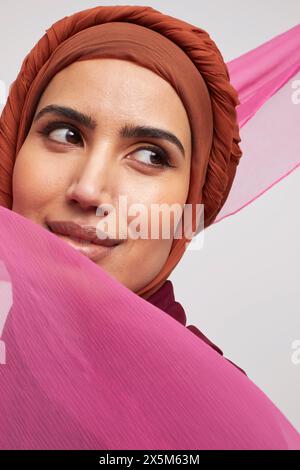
66;148;117;213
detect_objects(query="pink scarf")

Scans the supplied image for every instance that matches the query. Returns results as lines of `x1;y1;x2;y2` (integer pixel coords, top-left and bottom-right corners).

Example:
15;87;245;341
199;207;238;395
0;202;299;449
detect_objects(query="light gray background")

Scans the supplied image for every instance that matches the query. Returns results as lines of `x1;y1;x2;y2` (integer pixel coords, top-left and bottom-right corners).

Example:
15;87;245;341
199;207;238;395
0;1;299;431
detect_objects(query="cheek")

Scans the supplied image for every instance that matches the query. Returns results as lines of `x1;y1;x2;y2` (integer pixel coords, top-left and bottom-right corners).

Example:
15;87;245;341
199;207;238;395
12;145;64;217
118;176;187;279
125;176;189;240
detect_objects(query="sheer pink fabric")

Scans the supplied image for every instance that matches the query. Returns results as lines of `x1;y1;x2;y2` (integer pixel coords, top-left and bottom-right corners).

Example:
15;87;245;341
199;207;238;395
215;23;300;224
0;205;300;450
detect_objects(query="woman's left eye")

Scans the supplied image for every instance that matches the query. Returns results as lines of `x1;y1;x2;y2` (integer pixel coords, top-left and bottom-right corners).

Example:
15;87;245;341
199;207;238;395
130;146;173;168
38;122;83;146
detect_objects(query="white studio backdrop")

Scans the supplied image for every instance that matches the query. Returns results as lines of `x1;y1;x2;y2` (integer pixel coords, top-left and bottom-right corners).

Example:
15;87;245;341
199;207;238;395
0;0;299;431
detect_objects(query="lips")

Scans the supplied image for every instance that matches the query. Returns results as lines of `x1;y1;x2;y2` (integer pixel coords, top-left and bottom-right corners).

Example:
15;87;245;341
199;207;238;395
47;220;122;247
47;220;124;262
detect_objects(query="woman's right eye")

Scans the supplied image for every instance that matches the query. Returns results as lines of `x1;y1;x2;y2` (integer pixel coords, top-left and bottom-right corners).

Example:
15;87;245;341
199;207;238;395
38;122;84;146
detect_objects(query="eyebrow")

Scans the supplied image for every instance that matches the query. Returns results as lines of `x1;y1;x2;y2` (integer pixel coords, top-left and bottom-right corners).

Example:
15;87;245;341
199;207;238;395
33;104;185;158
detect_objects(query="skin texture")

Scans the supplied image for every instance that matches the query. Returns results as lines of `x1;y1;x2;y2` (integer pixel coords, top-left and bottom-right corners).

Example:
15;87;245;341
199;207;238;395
12;58;192;293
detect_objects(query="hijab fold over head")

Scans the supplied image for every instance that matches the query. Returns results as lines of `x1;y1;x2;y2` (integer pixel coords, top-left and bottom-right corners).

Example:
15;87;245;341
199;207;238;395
0;5;242;298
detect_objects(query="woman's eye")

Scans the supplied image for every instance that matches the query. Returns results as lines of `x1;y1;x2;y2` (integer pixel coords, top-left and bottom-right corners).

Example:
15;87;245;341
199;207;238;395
131;146;172;168
38;123;83;146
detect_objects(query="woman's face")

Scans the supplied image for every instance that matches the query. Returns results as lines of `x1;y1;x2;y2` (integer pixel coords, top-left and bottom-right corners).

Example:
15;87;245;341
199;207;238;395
12;58;192;293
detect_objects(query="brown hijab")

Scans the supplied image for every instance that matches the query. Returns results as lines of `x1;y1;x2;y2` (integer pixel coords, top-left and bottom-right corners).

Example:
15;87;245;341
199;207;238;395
0;5;242;298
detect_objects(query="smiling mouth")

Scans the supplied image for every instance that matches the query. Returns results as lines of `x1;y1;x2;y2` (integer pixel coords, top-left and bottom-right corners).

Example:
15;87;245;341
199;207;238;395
47;225;121;262
46;220;122;246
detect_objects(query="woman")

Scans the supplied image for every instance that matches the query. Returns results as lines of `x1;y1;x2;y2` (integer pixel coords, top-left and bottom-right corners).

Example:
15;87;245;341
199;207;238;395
0;4;299;449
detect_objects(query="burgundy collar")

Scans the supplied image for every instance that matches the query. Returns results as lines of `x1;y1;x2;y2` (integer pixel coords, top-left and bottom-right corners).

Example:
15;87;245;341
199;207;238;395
147;280;247;376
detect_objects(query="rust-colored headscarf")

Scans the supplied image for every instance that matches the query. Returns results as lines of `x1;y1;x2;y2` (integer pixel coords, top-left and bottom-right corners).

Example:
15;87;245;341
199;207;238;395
0;5;242;298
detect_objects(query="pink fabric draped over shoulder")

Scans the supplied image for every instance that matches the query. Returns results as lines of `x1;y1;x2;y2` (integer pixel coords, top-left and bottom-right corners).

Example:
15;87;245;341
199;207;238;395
0;205;300;449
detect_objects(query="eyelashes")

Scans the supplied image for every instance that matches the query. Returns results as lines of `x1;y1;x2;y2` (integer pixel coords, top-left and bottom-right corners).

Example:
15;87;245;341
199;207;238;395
36;120;175;169
37;121;84;146
129;145;174;168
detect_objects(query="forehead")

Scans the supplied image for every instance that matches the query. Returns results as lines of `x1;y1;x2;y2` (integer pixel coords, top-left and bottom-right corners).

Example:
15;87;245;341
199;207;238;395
35;58;191;144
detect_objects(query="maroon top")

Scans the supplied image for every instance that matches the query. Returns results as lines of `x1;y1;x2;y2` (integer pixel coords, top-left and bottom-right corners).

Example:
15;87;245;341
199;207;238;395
147;280;247;376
